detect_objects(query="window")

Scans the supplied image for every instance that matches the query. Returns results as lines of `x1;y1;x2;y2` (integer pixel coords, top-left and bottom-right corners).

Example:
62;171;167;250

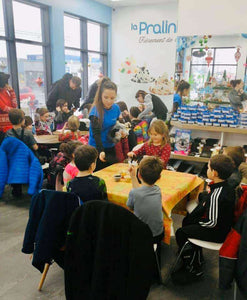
190;47;237;94
0;0;51;117
64;14;108;98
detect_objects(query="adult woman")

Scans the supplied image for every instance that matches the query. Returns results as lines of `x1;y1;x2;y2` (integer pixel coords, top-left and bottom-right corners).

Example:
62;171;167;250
89;77;120;170
228;79;247;111
172;80;190;114
0;72;17;141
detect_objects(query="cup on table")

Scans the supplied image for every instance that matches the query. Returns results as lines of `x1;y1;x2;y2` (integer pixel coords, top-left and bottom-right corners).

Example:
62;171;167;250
113;174;121;182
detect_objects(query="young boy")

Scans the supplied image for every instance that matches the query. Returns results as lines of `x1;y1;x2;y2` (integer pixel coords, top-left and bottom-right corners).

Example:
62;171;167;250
67;145;108;203
127;156;164;243
6;109;38;151
173;154;235;283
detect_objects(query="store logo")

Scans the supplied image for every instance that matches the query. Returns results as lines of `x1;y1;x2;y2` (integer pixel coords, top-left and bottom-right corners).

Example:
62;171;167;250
131;20;177;35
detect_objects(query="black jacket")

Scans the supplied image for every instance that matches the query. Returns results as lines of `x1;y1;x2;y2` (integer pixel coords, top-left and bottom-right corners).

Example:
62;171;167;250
47;73;82;111
151;94;168;121
64;201;156;300
22;190;80;272
80;80;99;110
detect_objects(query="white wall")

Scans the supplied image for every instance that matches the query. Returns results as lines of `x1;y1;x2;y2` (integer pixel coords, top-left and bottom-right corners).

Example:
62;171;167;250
111;2;178;111
178;0;247;36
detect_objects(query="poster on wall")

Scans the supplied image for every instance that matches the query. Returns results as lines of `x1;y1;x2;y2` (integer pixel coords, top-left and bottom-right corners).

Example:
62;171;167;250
112;3;178;112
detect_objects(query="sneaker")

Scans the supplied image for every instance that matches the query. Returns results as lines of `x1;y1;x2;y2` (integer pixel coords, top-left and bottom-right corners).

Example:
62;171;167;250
171;265;204;285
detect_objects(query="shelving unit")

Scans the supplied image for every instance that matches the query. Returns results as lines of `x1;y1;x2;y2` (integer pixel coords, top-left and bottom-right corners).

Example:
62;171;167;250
171;121;247;163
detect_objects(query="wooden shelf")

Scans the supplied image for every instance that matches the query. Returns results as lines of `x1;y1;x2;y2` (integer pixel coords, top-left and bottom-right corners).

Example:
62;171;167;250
171;121;247;134
170;153;209;163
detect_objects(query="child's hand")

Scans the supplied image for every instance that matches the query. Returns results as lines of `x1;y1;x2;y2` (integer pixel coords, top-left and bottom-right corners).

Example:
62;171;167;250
128;165;137;178
99;151;106;162
63;122;68;129
127;151;135;158
121;130;127;138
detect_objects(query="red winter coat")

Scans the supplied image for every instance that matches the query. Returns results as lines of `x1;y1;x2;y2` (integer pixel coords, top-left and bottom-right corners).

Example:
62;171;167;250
0;88;17;132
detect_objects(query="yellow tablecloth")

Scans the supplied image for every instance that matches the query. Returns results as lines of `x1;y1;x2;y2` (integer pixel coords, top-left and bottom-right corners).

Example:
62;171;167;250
95;163;204;244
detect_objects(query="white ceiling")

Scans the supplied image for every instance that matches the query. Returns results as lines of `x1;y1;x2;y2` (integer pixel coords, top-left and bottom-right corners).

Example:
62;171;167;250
95;0;176;8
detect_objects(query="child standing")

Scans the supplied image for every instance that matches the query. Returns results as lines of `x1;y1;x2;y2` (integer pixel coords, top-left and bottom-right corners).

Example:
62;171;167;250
55;99;73;130
67;145;108;203
89;77;121;170
128;120;171;168
173;155;235;284
58;115;81;142
35;108;52;135
128;106;149;150
172;80;190;114
127;156;164;260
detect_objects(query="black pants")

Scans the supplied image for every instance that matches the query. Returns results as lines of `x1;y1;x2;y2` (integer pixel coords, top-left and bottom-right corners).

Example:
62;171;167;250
176;213;227;249
95;147;118;171
153;232;164;266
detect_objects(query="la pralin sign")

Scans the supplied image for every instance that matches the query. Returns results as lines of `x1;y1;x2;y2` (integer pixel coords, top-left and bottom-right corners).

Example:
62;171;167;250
131;20;177;43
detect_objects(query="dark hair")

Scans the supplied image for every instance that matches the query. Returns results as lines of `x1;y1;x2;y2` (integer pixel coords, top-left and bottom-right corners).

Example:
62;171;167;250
224;146;245;168
24;116;33;127
130;106;141;118
59;140;82;160
210;154;235;180
56;99;67;109
135;90;147;99
176;80;190;94
116;101;128;112
0;72;10;88
38;107;49;116
71;76;81;88
230;79;242;88
74;145;98;171
8;109;25;125
83;103;92;111
139;156;163;185
92;77;117;125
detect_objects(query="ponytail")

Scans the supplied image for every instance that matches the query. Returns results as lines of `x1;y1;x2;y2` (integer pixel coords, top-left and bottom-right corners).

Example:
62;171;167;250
176;80;190;94
230;79;242;88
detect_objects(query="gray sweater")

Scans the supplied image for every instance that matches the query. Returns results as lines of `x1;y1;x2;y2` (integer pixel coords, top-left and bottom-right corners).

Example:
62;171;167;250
228;89;247;111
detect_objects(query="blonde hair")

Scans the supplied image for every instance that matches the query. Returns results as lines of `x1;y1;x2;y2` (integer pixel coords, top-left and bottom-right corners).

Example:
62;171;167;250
38;107;49;116
68;115;80;132
148;120;169;146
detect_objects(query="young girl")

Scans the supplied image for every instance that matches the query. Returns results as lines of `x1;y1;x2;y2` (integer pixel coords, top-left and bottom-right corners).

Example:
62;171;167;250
228;79;247;112
89;77;121;170
172;80;190;114
35;107;52;135
128;119;171;168
55;99;73;130
58;115;81;142
63;140;82;188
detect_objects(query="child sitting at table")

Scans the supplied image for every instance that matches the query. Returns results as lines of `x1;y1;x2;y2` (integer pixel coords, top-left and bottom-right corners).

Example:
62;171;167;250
6;109;38;151
127;156;164;262
67;145;108;203
63;140;82;188
127;119;171;168
47;141;80;190
54;99;73;130
24;116;33;131
173;154;235;284
58;115;81;142
223;146;245;189
35;108;52;135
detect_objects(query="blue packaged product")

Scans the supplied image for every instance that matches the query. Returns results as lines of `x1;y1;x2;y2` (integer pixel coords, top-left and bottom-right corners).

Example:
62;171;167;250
188;120;195;124
205;122;212;126
173;113;179;118
213;123;220;127
171;117;178;121
221;123;228;127
227;118;235;124
210;118;217;123
181;119;187;124
229;124;237;128
197;120;204;126
218;118;226;124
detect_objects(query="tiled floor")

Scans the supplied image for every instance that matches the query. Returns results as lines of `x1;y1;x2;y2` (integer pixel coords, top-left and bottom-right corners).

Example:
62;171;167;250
0;186;244;300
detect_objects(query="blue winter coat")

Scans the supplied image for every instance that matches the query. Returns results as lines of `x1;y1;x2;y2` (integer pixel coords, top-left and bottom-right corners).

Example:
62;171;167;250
0;137;43;197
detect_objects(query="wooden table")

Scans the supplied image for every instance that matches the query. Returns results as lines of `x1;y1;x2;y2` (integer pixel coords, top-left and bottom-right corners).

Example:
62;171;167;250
34;135;61;144
95;163;204;244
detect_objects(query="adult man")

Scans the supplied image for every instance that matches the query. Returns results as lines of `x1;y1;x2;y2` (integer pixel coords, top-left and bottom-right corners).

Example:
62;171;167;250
46;73;82;112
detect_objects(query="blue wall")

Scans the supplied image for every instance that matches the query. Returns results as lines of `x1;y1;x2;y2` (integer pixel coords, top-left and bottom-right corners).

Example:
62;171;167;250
35;0;112;82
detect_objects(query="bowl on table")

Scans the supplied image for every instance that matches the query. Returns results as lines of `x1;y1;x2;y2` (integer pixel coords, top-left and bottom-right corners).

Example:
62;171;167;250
113;174;121;182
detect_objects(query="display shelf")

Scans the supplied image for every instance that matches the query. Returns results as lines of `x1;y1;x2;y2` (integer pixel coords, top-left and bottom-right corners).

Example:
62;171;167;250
191;99;230;105
171;121;247;134
170;153;209;163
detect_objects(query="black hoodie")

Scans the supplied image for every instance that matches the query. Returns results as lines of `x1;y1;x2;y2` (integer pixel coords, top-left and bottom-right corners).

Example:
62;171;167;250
46;73;82;111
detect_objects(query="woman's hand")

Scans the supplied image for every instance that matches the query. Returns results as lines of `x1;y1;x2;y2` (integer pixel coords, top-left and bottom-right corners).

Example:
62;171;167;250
56;106;61;112
128;165;137;178
5;84;13;91
99;151;106;162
